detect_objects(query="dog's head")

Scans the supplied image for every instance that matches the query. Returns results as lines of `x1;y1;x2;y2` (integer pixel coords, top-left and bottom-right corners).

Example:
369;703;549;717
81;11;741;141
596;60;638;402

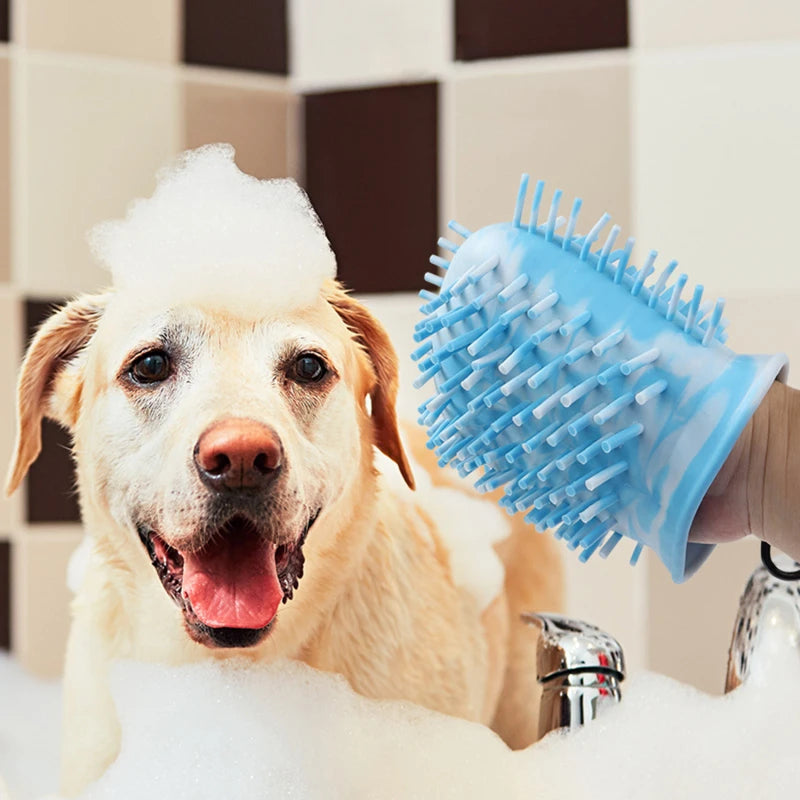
7;281;413;649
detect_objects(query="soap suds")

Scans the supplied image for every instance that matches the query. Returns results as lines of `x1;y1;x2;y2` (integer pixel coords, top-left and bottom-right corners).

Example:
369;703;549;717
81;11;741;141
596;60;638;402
2;629;798;800
0;655;61;800
89;144;336;317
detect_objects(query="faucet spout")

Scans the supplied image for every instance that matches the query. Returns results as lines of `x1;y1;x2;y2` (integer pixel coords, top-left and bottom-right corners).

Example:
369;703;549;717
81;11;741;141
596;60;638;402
524;613;625;738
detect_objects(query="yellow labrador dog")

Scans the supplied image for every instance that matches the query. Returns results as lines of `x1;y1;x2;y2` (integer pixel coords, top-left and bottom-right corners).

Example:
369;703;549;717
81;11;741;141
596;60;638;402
8;274;561;792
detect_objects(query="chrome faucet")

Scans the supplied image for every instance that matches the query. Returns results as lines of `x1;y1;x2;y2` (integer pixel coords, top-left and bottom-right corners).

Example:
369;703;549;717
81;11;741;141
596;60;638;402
524;612;625;738
726;559;800;692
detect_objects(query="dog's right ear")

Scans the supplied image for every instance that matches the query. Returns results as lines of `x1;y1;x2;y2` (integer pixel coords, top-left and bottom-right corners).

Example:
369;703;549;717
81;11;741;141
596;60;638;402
6;292;110;496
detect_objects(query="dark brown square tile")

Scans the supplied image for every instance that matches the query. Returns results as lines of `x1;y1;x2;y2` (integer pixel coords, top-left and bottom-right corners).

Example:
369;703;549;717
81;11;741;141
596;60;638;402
183;0;288;74
455;0;628;61
0;540;9;650
24;300;81;524
27;421;80;524
303;83;438;293
0;0;9;43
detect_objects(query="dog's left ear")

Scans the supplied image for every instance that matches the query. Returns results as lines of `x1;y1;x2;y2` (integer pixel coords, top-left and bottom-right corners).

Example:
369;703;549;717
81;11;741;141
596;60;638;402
326;285;415;490
6;292;110;496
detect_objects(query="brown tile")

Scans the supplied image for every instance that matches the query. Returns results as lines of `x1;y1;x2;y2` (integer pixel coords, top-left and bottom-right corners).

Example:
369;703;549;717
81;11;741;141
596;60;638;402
455;0;628;61
0;540;9;650
183;0;288;74
304;83;438;293
183;80;294;179
24;300;81;524
27;421;80;524
24;299;59;349
0;0;8;43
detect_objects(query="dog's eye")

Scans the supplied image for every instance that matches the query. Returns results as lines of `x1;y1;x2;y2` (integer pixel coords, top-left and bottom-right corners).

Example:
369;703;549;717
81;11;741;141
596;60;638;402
291;353;327;383
129;351;171;384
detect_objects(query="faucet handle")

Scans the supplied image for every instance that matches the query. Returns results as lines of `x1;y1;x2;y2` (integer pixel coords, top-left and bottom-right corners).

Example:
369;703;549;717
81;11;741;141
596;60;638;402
523;612;625;681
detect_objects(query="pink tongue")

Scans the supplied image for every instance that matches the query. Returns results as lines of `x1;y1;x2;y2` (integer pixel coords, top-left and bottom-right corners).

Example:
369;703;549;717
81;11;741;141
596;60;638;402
182;532;283;629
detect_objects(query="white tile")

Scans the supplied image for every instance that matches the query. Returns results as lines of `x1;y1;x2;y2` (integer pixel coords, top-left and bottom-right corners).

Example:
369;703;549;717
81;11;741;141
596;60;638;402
631;0;800;49
564;546;649;676
20;0;180;63
289;0;450;90
632;45;800;293
641;292;797;691
722;292;800;388
14;54;182;296
13;527;83;678
445;59;632;241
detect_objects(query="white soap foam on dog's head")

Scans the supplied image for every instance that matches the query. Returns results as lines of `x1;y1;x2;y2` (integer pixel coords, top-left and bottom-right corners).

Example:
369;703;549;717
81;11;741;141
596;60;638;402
89;145;336;317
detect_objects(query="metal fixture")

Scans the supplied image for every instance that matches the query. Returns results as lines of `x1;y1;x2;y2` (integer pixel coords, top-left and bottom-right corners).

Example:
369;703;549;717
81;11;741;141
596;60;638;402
524;612;625;737
726;560;800;692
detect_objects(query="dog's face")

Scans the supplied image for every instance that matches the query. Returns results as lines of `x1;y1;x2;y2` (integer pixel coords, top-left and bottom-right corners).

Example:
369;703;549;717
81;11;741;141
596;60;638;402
7;283;413;649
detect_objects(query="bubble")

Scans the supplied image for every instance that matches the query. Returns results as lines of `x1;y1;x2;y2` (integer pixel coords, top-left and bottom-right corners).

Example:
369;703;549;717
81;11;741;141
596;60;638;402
89;144;336;318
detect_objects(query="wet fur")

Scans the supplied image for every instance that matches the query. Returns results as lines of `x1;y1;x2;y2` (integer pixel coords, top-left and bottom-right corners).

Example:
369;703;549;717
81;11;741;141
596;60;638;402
7;281;563;795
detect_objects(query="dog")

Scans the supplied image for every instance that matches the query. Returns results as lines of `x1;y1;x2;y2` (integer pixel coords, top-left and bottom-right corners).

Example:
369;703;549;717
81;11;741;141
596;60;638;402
7;204;562;796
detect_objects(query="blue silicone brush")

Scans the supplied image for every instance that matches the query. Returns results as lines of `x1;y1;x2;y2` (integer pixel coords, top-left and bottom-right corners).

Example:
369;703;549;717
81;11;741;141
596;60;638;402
413;176;787;581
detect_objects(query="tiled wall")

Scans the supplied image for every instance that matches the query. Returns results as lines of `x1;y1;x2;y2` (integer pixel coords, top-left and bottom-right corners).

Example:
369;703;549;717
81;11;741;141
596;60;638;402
0;1;798;696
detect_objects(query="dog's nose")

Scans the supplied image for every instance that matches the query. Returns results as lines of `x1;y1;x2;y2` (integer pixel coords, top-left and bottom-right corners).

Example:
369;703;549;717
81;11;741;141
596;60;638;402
194;419;283;492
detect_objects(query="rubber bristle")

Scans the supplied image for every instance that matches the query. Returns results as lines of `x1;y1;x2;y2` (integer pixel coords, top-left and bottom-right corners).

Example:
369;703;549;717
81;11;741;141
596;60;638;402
416;176;735;569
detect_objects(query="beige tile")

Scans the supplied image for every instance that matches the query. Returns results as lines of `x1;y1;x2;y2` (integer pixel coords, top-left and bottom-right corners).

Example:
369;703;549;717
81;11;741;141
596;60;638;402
446;59;632;241
0;56;9;284
21;0;180;63
0;288;23;533
13;527;83;678
633;46;800;293
646;537;760;694
631;0;800;49
290;0;450;91
17;55;182;296
183;78;295;180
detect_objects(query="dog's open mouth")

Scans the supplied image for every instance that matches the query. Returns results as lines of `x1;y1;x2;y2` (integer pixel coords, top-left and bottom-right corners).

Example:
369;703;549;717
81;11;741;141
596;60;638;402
138;511;319;648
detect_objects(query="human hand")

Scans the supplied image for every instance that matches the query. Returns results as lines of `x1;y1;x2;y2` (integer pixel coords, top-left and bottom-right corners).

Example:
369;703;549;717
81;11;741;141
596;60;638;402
690;381;800;562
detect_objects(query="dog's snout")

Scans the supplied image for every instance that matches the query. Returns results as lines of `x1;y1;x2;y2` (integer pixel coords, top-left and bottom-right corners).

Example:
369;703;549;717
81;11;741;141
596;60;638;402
194;419;283;492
